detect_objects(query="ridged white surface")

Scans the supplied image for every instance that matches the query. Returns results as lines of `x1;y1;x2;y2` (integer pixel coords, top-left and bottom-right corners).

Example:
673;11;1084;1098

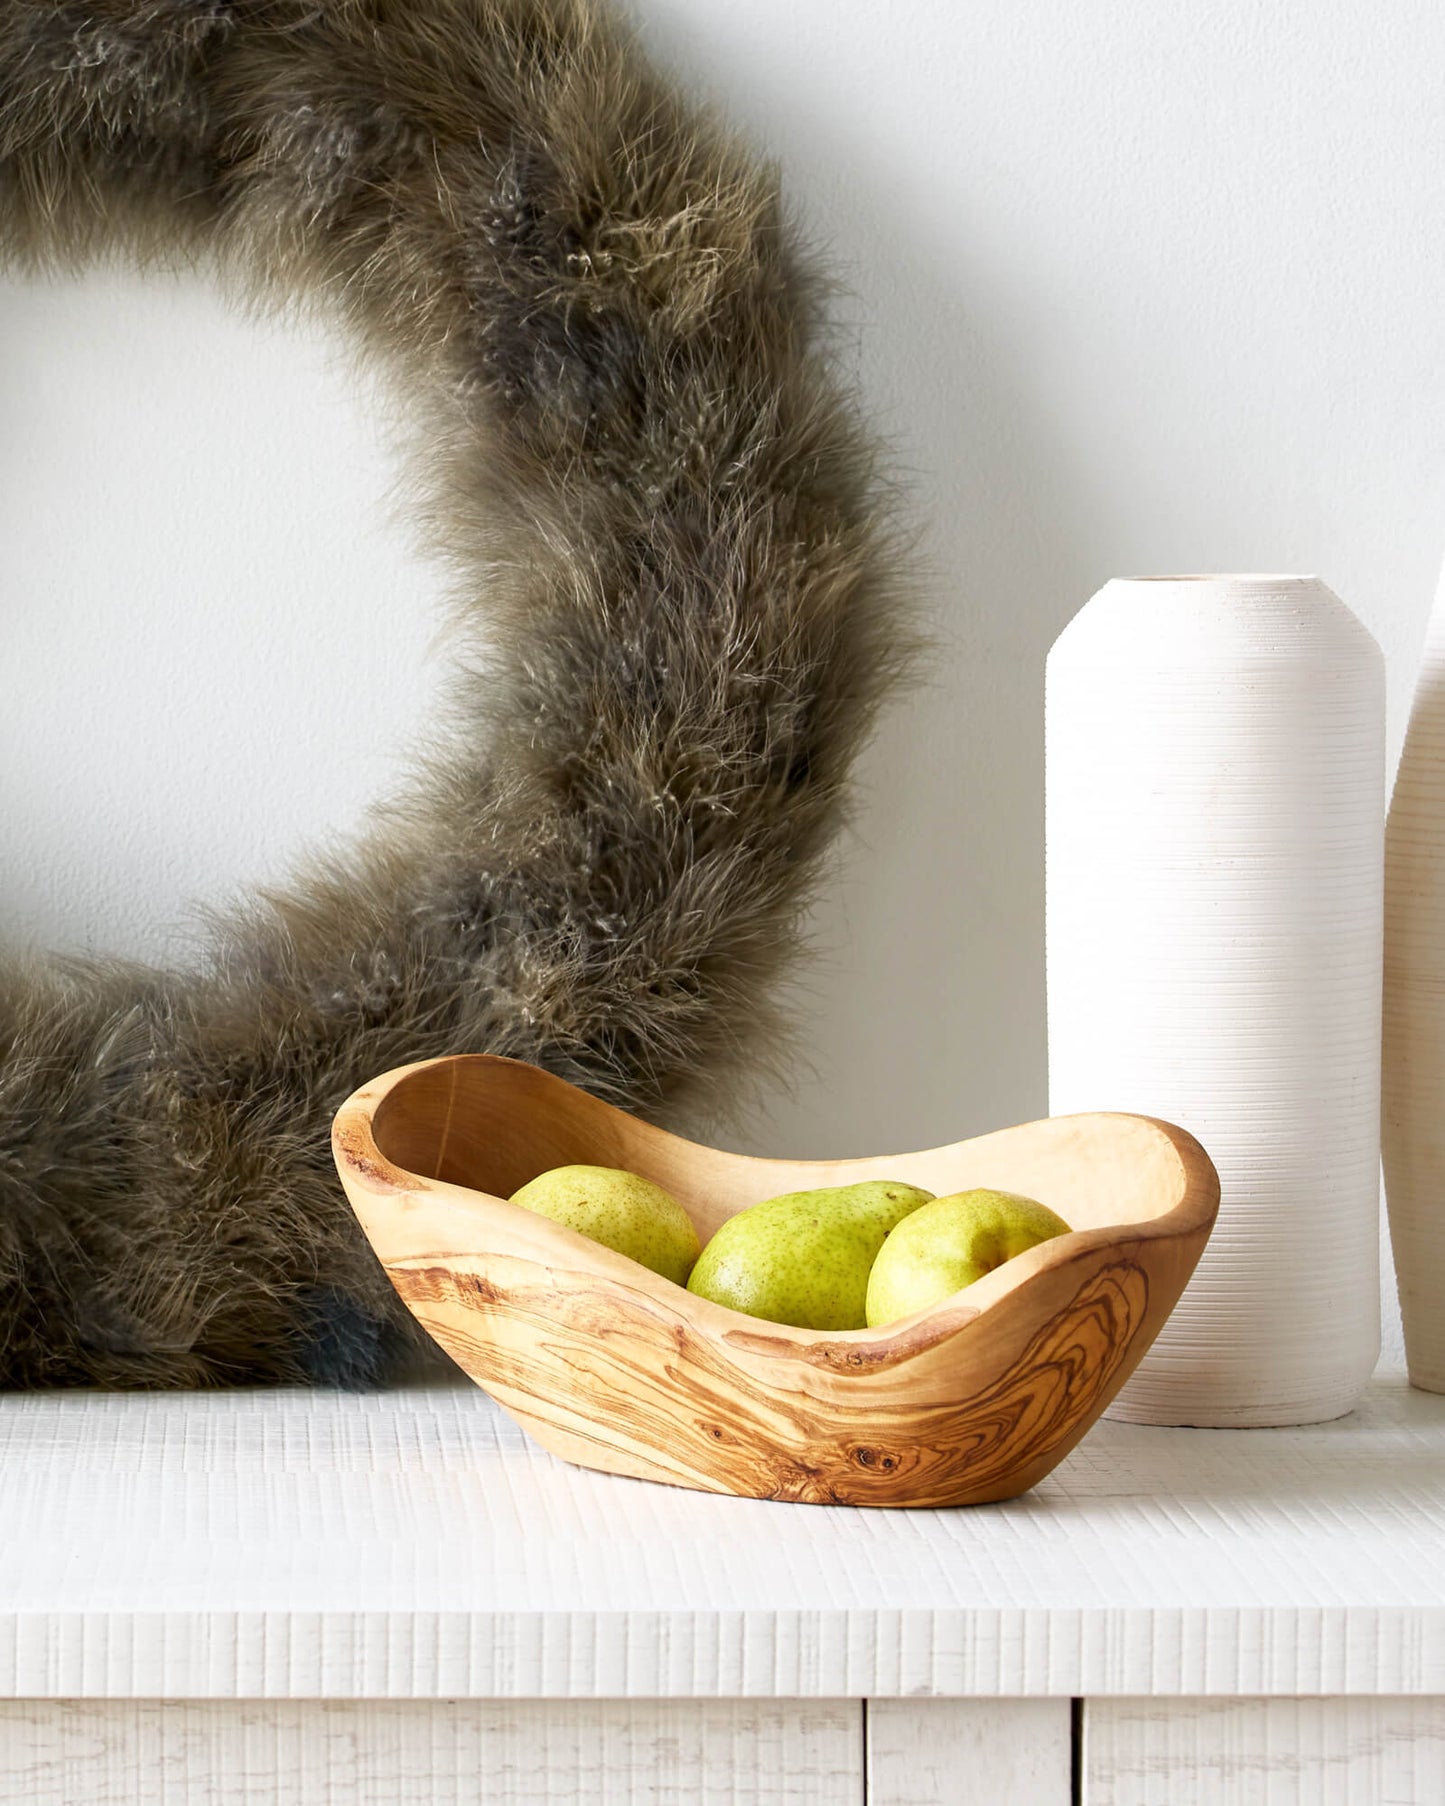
1046;576;1384;1426
0;1373;1439;1700
1383;561;1445;1394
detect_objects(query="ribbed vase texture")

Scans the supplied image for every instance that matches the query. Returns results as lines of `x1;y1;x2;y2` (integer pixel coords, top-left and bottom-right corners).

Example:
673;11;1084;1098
1046;576;1384;1427
1383;564;1445;1393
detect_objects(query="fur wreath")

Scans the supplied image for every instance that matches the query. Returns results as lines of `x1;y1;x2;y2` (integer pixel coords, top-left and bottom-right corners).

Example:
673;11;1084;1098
0;0;908;1387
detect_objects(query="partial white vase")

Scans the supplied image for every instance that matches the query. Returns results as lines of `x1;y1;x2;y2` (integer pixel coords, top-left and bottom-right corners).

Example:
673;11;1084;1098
1383;564;1445;1393
1046;575;1384;1427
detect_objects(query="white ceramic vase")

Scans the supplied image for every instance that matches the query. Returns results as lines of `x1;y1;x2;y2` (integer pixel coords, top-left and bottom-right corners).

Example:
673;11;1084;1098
1383;562;1445;1393
1046;575;1384;1427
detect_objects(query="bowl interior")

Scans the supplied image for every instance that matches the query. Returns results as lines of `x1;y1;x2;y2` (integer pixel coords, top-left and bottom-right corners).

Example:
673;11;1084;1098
369;1055;1194;1243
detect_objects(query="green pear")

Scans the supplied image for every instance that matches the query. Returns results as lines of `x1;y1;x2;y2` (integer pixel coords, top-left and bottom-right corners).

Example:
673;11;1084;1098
686;1180;934;1330
865;1188;1072;1327
508;1165;701;1285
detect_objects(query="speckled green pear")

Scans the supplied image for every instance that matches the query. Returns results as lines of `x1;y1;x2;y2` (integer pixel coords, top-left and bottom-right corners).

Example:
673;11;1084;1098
686;1180;934;1330
508;1165;701;1286
865;1188;1072;1328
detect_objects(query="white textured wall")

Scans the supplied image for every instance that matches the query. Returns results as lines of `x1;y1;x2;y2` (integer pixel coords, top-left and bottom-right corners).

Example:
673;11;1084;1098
3;2;1442;1338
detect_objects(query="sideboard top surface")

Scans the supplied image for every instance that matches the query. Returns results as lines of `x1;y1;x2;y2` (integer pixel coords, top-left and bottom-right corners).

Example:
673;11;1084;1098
1;1369;1439;1700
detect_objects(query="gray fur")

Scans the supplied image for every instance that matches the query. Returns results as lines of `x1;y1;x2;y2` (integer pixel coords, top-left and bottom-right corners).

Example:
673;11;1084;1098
0;0;912;1387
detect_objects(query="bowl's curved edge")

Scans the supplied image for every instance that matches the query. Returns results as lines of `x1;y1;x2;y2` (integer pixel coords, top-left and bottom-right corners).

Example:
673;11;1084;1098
333;1054;1221;1364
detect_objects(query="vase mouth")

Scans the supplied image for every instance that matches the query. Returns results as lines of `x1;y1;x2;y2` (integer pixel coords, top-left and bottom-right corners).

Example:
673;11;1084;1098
1118;572;1319;585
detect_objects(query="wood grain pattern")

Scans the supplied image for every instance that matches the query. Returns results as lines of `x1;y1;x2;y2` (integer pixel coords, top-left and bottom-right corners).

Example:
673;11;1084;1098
866;1699;1072;1805
1084;1697;1445;1805
0;1700;863;1805
333;1055;1219;1506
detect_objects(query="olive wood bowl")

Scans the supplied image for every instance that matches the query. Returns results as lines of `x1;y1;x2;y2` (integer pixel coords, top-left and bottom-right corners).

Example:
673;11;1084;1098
333;1054;1219;1507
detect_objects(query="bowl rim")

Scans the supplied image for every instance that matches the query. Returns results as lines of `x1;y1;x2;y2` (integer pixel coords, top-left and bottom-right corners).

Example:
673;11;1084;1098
332;1052;1221;1362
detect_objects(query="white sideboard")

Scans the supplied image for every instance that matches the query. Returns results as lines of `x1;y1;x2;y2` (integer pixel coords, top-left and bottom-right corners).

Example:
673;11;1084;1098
0;1368;1440;1802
